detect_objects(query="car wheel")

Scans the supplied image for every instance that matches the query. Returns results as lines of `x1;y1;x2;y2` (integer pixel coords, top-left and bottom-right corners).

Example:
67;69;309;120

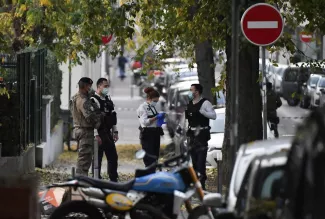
300;96;310;109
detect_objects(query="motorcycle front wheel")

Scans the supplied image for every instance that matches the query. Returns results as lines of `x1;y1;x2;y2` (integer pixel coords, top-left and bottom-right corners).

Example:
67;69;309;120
49;201;104;219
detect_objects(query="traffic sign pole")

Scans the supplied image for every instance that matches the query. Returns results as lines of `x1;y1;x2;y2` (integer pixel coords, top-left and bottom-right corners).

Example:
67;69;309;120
262;47;267;139
241;3;284;140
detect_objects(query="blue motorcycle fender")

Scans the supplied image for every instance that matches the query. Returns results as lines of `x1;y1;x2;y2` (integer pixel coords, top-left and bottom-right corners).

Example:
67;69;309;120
132;172;186;193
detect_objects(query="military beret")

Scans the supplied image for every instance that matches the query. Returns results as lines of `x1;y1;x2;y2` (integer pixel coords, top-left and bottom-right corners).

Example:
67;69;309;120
78;77;93;85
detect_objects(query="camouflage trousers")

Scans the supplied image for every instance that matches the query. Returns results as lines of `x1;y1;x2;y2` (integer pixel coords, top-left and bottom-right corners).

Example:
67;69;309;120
74;128;94;176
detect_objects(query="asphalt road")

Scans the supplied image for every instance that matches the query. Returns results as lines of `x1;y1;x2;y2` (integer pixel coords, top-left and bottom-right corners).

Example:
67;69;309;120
277;98;310;137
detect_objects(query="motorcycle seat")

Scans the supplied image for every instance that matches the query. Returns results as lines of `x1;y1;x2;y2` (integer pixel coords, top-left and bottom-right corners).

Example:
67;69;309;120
75;175;135;192
135;165;156;177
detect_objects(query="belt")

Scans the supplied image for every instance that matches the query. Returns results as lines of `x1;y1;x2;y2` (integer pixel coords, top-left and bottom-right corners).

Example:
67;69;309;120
74;126;93;129
189;126;209;131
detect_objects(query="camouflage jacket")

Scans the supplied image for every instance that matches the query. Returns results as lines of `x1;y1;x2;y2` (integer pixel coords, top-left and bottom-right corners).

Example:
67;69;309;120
70;92;103;129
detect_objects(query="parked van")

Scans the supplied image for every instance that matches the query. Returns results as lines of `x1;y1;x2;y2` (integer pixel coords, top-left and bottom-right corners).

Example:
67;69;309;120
282;63;325;106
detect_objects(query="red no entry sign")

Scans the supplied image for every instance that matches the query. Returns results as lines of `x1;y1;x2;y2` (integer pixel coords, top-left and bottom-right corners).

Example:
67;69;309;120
300;32;313;43
102;35;113;45
241;3;284;46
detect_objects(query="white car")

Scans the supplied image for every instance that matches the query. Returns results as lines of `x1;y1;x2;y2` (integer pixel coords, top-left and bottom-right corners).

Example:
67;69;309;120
206;107;225;167
207;110;275;168
227;137;292;212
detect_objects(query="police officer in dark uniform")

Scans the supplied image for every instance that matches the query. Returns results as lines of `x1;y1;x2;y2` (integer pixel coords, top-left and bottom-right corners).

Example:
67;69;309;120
266;82;282;138
90;78;119;181
185;84;216;190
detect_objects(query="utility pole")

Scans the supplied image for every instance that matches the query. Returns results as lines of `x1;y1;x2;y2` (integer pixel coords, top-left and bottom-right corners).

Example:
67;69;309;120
230;0;240;169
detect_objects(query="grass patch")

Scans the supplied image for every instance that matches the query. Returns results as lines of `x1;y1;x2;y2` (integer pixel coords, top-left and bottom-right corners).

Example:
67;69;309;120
58;143;169;163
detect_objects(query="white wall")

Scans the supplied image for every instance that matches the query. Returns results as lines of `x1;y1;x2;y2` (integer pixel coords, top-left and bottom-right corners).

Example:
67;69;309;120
60;57;103;111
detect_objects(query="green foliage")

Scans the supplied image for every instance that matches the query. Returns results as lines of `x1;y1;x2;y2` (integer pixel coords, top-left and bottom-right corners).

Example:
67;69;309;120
0;87;10;98
0;0;134;65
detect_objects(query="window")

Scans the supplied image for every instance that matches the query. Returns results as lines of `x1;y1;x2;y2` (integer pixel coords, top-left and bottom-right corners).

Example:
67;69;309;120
309;76;320;86
319;78;325;88
252;166;284;200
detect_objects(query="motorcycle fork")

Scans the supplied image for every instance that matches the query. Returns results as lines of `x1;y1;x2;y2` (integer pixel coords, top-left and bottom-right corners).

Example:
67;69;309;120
188;165;215;219
188;165;204;201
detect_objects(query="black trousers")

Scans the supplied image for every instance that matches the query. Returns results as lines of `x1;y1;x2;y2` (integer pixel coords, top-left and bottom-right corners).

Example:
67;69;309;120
92;129;118;181
140;128;161;171
189;138;208;190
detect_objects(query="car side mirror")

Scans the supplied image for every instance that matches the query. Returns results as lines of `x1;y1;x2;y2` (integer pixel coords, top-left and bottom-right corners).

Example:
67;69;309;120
203;193;223;208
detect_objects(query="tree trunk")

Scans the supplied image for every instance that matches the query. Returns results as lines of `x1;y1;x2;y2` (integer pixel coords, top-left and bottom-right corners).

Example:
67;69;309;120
222;35;263;187
195;40;216;104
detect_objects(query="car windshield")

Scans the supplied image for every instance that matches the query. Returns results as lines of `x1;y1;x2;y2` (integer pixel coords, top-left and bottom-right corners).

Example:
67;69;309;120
210;112;225;133
319;78;325;88
310;76;320;85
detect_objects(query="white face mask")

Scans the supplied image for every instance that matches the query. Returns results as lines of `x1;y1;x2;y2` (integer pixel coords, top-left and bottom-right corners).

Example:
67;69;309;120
102;88;109;96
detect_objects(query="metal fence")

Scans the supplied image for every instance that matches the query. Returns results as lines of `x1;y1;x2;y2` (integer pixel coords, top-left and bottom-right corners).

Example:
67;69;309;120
0;50;46;156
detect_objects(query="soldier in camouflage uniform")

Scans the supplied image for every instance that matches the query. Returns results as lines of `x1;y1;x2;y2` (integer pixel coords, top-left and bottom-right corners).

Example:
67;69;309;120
70;77;103;176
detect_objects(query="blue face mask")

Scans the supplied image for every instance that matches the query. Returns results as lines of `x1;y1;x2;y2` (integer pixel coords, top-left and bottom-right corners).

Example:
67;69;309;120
102;88;109;96
150;101;158;107
188;92;194;100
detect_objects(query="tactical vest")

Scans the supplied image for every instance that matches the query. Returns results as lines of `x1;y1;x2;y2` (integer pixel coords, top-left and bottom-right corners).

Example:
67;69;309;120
186;98;210;128
92;95;117;130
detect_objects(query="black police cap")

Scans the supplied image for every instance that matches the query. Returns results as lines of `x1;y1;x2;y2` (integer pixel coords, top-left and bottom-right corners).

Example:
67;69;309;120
78;77;93;85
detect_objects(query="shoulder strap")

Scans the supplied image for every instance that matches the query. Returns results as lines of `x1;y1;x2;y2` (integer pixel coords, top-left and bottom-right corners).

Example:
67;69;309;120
92;95;101;102
91;95;103;110
197;98;207;108
147;104;158;115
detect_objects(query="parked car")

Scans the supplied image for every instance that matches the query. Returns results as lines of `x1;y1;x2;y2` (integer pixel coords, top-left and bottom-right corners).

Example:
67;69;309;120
267;63;288;95
300;74;323;108
206;107;225;167
226;137;292;212
163;65;197;95
282;62;325;106
282;65;312;106
309;75;325;109
166;81;198;137
195;138;292;219
243;151;287;219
